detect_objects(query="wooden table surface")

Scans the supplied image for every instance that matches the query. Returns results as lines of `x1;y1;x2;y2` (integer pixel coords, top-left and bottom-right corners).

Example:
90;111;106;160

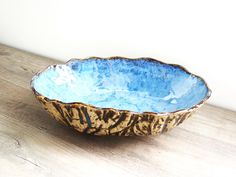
0;44;235;177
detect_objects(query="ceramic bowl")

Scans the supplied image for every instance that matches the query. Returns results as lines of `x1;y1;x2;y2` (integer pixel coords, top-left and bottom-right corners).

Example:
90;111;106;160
31;57;211;136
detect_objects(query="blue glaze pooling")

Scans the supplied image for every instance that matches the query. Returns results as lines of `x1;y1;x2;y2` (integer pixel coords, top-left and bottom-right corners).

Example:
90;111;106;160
31;58;209;113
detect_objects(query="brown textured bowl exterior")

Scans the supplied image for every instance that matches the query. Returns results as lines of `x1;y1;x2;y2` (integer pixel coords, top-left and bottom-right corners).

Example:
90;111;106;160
31;57;211;136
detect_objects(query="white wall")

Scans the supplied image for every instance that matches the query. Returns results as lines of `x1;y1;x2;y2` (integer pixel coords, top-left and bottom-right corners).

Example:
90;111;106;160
0;0;235;111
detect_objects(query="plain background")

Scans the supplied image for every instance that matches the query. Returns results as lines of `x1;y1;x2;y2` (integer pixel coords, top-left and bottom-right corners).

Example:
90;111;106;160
0;0;235;111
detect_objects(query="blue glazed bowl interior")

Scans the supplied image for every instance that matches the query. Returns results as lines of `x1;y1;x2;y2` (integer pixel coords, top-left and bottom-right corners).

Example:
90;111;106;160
32;58;209;113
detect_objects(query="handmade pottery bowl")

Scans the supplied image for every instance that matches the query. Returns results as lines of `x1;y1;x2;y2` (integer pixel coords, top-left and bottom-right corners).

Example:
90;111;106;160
31;57;211;136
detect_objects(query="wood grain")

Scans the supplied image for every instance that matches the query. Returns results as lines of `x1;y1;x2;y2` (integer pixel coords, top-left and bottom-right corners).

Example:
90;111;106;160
0;43;235;177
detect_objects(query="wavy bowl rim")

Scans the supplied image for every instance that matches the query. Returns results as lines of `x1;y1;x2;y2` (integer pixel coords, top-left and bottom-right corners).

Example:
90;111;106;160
30;56;212;116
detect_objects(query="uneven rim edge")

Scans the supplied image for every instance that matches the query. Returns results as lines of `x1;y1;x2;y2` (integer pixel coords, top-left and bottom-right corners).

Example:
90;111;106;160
30;56;212;116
